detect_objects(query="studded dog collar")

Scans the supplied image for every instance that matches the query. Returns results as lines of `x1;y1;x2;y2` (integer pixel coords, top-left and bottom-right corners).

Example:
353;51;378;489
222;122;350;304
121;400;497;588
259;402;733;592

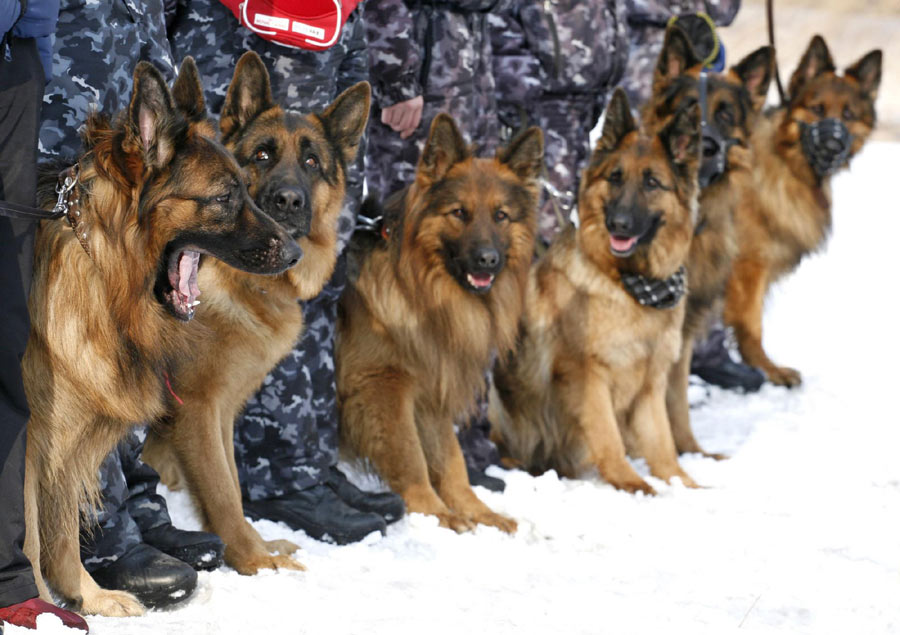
621;266;687;310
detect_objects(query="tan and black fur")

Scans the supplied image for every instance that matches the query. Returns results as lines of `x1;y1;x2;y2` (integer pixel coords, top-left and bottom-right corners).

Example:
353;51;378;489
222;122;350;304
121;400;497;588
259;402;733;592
491;89;701;495
645;26;774;455
22;59;300;617
143;53;369;574
337;114;543;533
724;35;881;386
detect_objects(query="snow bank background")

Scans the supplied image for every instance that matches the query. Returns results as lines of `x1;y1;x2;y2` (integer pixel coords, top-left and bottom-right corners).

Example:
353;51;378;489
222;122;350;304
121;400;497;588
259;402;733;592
13;142;900;635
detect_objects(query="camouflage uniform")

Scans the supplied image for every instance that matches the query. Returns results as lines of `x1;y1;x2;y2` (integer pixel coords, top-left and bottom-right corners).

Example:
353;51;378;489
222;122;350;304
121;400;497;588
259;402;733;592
39;0;174;158
490;0;629;244
364;0;500;200
81;429;173;572
39;0;180;567
619;0;740;106
168;0;368;499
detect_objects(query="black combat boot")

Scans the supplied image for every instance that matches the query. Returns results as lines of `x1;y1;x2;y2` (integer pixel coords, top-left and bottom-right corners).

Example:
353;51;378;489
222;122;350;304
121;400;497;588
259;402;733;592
90;543;197;609
325;467;405;524
690;327;765;392
243;484;387;545
141;524;225;572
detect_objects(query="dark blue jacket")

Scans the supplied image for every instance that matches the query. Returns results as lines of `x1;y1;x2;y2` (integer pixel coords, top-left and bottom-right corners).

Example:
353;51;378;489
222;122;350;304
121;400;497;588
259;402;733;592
1;0;60;81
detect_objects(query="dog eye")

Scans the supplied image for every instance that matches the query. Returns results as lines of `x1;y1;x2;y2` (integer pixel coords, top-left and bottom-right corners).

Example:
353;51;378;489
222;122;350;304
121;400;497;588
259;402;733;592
716;106;734;126
305;155;319;170
644;174;662;190
494;209;509;223
254;148;270;162
449;207;466;220
842;105;857;121
215;192;231;204
607;169;623;186
810;104;825;117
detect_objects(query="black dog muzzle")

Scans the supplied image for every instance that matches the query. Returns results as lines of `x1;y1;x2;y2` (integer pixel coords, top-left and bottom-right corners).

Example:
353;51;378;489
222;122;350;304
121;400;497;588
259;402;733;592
698;71;737;189
800;117;851;178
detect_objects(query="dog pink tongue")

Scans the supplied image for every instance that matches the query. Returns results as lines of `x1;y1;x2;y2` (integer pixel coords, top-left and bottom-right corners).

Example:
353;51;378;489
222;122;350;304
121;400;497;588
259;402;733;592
178;251;201;303
470;273;493;288
610;235;637;253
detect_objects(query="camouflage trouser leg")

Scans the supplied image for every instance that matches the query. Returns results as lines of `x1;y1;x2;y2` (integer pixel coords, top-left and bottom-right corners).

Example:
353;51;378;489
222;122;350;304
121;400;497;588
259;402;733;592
234;257;348;502
81;428;173;572
456;370;500;473
619;27;665;108
533;95;599;245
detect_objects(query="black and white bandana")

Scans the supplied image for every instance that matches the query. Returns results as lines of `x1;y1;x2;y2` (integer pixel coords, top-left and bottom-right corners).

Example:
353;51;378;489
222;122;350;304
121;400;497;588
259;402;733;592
621;266;687;310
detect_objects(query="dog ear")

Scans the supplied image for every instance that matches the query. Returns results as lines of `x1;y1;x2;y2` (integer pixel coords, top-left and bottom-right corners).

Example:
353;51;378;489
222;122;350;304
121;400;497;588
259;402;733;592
845;49;882;102
221;51;274;139
126;61;178;169
496;126;544;184
654;25;701;89
172;56;207;123
320;81;371;164
418;113;470;183
592;88;637;164
788;35;836;99
661;101;700;170
732;46;774;112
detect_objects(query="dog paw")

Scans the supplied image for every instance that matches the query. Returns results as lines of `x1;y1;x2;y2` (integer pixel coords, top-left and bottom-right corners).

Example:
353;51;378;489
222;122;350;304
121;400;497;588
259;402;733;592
609;475;657;496
264;539;300;556
436;512;476;533
472;511;518;534
703;450;728;461
227;549;306;575
767;365;802;387
81;589;144;617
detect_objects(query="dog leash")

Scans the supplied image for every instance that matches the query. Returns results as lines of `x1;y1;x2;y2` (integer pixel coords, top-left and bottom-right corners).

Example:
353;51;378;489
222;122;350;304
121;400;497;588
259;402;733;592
767;0;786;106
0;165;92;259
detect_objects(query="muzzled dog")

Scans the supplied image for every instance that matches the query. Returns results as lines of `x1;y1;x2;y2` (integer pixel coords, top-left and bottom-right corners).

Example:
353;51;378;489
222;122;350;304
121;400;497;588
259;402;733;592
491;89;701;495
337;114;543;533
143;52;370;574
724;35;881;386
646;25;774;457
22;59;299;617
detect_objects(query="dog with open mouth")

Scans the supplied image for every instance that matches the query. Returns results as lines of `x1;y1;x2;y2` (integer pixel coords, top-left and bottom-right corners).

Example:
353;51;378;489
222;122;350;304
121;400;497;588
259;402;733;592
490;88;701;495
337;114;543;533
143;52;370;574
22;58;300;618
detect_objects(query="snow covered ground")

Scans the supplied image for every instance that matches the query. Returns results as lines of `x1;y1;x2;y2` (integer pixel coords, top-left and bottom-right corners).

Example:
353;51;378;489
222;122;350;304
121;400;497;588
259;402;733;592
14;142;900;635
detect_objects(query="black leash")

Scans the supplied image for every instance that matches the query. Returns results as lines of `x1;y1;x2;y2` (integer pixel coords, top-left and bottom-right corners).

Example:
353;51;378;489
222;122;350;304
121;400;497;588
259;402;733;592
767;0;786;106
0;199;65;221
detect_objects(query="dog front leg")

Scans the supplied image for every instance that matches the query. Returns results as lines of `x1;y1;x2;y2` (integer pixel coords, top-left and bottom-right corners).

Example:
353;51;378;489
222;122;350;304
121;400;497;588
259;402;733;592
666;339;725;459
427;416;517;534
23;442;50;600
169;401;304;575
631;377;699;488
725;257;801;386
577;369;655;495
340;371;472;532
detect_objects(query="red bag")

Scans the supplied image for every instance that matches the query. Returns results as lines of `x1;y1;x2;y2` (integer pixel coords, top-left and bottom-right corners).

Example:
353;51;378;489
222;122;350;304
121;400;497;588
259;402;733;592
220;0;360;50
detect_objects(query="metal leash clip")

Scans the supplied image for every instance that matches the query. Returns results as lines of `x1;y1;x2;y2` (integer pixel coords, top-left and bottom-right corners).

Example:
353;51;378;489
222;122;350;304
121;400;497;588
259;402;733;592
53;172;78;217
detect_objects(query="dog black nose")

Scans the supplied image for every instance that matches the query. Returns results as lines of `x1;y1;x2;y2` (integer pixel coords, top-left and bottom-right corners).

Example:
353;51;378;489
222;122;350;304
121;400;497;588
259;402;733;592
283;240;302;268
474;247;500;270
274;187;307;214
606;211;634;236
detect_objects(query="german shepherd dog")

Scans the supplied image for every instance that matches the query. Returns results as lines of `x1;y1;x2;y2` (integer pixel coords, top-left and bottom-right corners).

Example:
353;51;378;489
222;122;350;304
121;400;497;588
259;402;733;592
143;52;370;574
337;114;543;533
491;89;700;495
645;26;774;456
724;35;881;386
22;59;301;617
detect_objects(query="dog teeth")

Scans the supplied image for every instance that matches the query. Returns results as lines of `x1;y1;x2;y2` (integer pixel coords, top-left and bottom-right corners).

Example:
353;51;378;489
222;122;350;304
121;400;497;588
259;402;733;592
190;300;201;308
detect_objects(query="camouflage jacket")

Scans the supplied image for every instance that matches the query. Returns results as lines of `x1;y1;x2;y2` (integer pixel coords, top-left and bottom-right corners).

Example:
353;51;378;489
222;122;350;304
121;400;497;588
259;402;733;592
365;0;499;108
491;0;628;107
39;0;174;159
625;0;740;28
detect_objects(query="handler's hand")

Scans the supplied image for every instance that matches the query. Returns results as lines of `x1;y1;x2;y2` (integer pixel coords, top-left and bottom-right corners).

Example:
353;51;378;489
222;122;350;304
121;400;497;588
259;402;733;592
381;96;424;139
